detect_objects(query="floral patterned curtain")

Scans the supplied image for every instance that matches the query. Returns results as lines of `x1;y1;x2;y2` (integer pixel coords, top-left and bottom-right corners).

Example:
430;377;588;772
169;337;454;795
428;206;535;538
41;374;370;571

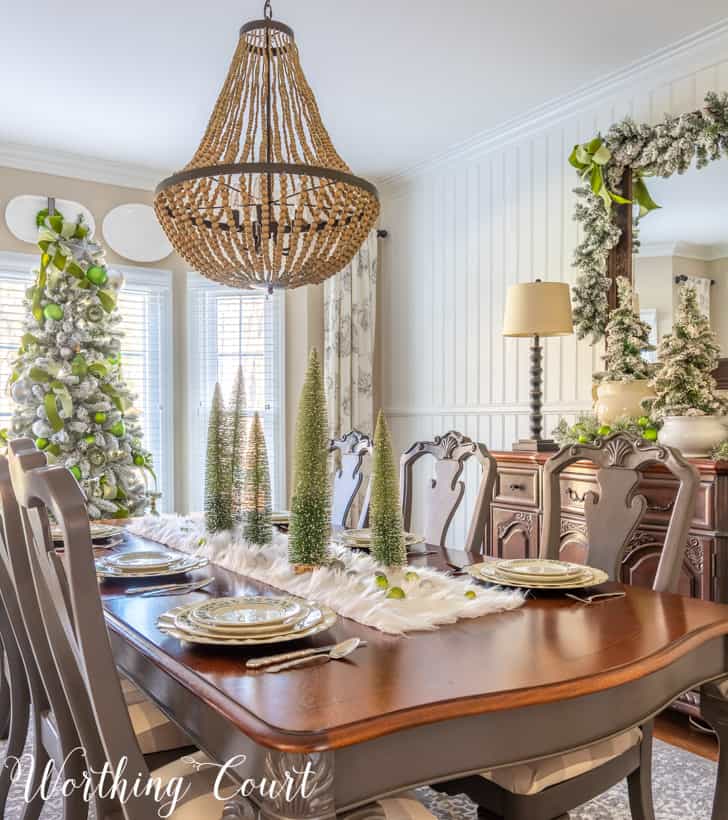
685;276;712;319
323;231;378;440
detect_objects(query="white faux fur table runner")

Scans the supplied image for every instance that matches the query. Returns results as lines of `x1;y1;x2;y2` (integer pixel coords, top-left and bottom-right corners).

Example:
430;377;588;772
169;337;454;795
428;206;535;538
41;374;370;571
126;514;525;635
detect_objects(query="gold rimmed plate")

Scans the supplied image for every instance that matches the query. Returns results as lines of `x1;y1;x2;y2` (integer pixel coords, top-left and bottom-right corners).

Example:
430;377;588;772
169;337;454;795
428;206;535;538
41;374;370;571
496;559;584;579
342;529;425;548
187;596;304;629
467;561;609;590
96;554;208;580
105;550;181;572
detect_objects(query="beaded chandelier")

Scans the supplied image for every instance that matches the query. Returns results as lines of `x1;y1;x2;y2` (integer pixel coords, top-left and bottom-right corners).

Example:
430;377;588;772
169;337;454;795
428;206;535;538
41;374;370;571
154;1;379;291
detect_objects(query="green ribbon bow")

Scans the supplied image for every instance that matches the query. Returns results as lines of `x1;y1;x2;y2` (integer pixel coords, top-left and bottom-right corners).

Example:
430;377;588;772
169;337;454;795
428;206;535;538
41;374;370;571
43;380;73;432
569;137;660;217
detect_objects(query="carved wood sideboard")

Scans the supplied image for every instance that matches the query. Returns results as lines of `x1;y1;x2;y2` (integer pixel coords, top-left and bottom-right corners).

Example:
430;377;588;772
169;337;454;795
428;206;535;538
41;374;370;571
488;450;728;717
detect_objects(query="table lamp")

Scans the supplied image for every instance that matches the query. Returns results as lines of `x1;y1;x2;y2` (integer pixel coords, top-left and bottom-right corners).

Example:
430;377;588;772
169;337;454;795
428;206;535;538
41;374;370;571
502;279;573;452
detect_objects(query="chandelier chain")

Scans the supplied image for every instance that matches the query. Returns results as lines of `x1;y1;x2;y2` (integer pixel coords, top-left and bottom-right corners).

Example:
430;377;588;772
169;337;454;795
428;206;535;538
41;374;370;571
263;0;273;20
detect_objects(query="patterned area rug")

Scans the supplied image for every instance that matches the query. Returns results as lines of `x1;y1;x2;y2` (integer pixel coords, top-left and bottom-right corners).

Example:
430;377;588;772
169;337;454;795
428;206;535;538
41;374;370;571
0;735;717;819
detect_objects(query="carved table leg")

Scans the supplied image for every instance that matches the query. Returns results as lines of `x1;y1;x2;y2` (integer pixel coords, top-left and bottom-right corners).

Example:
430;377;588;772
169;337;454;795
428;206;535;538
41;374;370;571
700;679;728;820
256;750;335;820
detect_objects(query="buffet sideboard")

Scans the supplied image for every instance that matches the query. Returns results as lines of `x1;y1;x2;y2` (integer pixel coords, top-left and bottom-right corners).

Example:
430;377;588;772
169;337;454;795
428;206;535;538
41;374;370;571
489;450;728;717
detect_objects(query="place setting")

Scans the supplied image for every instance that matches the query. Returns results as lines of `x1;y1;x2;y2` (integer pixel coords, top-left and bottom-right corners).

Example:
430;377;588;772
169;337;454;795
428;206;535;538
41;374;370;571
156;594;338;651
338;528;433;555
53;521;125;549
96;548;209;589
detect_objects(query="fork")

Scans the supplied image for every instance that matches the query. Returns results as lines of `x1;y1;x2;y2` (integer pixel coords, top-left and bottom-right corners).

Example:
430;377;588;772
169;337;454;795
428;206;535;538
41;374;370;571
565;591;626;605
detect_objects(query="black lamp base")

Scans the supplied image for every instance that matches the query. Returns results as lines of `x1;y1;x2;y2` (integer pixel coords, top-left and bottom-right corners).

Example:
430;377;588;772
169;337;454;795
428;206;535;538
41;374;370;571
512;438;559;453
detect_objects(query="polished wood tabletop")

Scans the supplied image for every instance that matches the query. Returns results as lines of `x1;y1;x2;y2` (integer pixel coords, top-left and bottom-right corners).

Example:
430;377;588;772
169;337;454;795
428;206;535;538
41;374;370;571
102;533;728;752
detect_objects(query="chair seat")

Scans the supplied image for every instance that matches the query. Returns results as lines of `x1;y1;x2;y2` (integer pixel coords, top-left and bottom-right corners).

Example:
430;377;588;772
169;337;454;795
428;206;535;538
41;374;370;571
480;727;642;796
121;676;192;755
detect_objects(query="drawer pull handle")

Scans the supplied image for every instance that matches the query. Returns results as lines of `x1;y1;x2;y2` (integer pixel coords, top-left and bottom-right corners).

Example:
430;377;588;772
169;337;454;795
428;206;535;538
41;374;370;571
508;483;526;492
647;500;674;513
566;487;588;503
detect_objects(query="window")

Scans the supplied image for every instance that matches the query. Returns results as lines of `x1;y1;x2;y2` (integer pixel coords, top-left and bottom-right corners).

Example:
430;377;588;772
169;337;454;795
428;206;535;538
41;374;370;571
187;273;285;513
0;253;174;511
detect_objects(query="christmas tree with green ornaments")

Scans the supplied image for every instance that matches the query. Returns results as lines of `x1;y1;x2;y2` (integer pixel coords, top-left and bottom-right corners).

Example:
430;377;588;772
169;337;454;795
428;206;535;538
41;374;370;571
288;348;331;570
5;208;153;518
369;411;407;569
648;285;728;421
241;412;273;547
205;383;233;532
595;276;654;383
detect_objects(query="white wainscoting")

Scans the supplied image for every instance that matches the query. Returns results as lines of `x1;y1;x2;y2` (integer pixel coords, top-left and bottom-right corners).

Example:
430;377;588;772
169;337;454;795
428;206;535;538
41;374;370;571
378;29;728;547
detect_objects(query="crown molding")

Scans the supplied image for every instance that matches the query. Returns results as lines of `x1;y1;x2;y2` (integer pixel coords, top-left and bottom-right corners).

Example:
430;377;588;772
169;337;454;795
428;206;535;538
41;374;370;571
640;241;728;261
380;17;728;196
0;142;170;191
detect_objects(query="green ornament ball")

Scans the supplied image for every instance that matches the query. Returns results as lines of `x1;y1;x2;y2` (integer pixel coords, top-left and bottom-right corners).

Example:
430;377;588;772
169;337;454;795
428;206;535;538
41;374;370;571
133;453;145;466
404;571;419;582
69;465;82;481
638;416;651;428
109;420;126;437
464;590;477;600
43;303;63;321
643;428;658;441
386;586;406;599
35;437;49;450
375;574;389;590
84;434;96;444
94;411;107;424
597;425;611;437
578;434;590;444
86;265;108;286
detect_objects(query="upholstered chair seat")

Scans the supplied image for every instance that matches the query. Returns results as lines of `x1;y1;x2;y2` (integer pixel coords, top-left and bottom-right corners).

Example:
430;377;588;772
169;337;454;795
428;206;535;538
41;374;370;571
480;727;642;796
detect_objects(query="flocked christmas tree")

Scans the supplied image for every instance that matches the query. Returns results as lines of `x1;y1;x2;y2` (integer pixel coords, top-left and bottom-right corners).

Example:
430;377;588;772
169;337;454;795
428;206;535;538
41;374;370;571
596;276;654;383
228;365;248;525
369;411;406;568
5;208;152;518
204;383;233;532
288;349;330;569
241;412;273;546
648;285;728;421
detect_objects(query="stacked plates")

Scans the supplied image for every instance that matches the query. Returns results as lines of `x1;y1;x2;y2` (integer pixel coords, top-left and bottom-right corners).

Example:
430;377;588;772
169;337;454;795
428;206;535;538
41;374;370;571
96;549;208;580
466;558;608;589
157;595;337;645
53;523;123;542
341;528;425;549
271;511;290;526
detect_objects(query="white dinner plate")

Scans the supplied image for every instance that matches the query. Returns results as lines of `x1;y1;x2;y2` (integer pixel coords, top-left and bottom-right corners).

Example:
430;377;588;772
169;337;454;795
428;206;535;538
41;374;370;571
96;555;208;580
105;550;180;572
496;559;584;578
187;596;303;628
467;561;609;590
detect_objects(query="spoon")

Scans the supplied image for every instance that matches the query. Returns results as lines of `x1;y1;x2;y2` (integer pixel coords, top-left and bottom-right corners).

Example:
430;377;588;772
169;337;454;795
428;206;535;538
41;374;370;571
263;637;364;673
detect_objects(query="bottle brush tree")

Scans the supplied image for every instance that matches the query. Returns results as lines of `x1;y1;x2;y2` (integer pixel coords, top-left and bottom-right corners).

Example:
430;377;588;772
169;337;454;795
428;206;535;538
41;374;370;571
228;364;248;525
205;382;232;532
241;411;273;546
288;348;331;569
648;284;727;421
370;410;406;569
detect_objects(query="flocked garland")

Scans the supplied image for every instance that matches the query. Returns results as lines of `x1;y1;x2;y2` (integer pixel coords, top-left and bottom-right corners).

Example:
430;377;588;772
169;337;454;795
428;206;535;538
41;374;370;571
571;91;728;343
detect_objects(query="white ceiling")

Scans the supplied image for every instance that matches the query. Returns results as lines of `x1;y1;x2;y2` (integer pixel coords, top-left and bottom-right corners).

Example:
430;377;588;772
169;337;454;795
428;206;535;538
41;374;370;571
638;161;728;251
1;1;728;184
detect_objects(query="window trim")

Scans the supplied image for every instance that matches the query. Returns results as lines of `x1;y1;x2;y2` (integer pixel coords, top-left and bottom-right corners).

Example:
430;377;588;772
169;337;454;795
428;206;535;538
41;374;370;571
186;272;287;509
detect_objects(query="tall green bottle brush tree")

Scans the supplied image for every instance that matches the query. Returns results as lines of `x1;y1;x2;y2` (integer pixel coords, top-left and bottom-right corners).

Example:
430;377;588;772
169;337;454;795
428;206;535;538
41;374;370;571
5;209;153;518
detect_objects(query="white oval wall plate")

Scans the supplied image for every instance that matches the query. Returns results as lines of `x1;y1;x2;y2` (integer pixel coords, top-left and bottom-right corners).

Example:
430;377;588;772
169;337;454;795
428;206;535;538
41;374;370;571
102;203;172;262
5;195;96;243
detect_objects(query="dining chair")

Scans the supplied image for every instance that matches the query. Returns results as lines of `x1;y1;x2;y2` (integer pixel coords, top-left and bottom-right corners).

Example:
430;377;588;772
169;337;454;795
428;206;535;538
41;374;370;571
434;433;700;820
329;430;372;528
9;442;437;820
400;430;496;552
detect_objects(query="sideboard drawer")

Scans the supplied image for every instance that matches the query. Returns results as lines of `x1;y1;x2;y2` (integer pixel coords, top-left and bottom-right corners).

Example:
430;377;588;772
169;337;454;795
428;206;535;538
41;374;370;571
559;474;599;516
638;478;713;530
494;467;539;508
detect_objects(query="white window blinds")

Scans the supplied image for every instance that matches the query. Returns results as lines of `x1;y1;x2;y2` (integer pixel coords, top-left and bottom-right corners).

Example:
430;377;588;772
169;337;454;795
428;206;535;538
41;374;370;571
187;273;285;513
0;253;173;511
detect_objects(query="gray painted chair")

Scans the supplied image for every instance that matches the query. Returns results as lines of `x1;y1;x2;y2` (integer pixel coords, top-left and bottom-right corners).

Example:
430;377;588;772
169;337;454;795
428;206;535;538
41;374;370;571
329;430;372;528
400;430;496;552
8;442;438;820
435;433;700;820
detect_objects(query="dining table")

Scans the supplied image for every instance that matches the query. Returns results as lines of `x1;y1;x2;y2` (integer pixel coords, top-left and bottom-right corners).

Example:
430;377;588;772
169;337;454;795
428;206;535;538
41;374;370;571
100;533;728;820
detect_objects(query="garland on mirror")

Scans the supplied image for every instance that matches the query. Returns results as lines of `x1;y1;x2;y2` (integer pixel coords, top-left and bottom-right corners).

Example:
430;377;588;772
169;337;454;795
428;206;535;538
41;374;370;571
570;92;728;342
3;208;153;518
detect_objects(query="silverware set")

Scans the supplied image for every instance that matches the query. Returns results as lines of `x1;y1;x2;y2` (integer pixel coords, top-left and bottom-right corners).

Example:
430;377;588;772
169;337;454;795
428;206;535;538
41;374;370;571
246;637;367;673
108;578;214;598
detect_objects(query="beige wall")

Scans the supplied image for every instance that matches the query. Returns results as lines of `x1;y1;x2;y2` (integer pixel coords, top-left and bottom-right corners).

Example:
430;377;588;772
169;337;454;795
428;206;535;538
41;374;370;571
0;164;322;511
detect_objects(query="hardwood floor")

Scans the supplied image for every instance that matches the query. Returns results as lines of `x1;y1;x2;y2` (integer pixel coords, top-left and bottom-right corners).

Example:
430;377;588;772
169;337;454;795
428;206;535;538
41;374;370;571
655;710;718;761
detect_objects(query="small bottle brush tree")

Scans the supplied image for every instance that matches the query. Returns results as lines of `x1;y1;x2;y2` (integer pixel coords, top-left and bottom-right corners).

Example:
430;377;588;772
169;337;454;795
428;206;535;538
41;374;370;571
241;412;273;546
228;365;248;525
369;411;406;569
204;383;233;532
595;277;653;383
288;349;331;570
6;208;152;518
648;285;727;421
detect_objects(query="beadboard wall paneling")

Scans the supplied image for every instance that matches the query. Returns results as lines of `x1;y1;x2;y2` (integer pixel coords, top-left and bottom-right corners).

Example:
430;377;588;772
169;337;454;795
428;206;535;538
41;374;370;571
379;48;728;547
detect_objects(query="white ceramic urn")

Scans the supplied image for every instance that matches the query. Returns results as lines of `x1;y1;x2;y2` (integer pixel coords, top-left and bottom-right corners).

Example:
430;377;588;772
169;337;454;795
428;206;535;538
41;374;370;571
594;380;654;426
658;415;727;457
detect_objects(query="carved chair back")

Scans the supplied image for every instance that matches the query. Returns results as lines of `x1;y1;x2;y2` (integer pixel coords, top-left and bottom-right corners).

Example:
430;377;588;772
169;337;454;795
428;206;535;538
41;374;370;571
541;433;700;592
8;441;160;819
400;431;496;552
329;430;372;528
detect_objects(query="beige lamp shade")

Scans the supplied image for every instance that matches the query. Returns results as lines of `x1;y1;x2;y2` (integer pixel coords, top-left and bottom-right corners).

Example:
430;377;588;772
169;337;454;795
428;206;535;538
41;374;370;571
502;281;573;337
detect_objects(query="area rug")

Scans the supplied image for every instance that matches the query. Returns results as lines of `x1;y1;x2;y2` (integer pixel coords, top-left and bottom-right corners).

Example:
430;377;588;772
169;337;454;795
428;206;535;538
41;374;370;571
0;734;716;819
